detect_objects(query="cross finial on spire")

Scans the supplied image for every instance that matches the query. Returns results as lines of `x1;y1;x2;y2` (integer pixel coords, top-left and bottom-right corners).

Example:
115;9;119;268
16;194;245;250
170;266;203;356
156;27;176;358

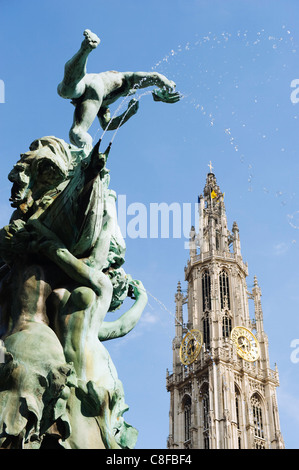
208;161;214;173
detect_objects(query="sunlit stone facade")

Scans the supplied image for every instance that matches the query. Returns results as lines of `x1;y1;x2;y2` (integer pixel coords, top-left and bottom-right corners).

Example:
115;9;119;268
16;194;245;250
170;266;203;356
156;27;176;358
166;172;284;449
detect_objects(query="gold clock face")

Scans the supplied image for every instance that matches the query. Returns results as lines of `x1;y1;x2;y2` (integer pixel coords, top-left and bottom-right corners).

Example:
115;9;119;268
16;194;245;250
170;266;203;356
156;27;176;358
180;329;203;365
231;326;260;362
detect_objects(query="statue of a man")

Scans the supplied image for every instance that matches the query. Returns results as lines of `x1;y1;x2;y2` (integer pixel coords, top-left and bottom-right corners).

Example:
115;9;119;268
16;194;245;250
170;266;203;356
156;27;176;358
0;137;147;449
57;29;180;149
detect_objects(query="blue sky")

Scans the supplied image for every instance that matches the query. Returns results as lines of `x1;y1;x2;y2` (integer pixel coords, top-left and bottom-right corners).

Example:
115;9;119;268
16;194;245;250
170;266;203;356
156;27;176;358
1;0;299;449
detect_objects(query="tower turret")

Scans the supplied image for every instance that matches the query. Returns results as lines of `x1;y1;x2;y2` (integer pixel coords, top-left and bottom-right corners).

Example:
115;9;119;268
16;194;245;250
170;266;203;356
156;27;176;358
232;221;241;256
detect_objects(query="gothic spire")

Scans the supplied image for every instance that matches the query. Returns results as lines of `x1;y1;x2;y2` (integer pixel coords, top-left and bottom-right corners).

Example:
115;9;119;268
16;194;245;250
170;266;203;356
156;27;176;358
198;170;230;255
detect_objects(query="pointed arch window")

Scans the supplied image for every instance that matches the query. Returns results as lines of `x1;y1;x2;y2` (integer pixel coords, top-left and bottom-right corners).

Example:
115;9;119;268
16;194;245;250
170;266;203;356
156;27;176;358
216;230;220;251
202;269;211;311
235;388;240;430
202;387;210;449
183;395;192;443
235;385;242;449
203;314;210;349
222;312;232;338
251;394;264;440
219;269;230;310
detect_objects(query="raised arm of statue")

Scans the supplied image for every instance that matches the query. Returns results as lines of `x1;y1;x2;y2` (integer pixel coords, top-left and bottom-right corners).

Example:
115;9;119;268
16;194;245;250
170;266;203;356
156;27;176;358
123;71;177;93
98;279;148;341
27;219;111;297
97;99;139;131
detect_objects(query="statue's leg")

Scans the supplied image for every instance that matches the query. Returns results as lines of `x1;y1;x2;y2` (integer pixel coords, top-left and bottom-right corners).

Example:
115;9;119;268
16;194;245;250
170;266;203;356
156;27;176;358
69;96;101;148
57;30;100;100
52;285;97;374
49;284;123;449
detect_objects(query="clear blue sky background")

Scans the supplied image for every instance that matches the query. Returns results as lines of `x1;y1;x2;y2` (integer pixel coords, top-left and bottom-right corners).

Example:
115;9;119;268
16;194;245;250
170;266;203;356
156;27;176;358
1;0;299;449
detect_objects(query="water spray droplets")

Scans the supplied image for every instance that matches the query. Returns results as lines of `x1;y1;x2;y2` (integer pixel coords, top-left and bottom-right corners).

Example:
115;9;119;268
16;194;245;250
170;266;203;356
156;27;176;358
129;281;193;338
287;211;299;230
92;25;297;233
154;29;289;196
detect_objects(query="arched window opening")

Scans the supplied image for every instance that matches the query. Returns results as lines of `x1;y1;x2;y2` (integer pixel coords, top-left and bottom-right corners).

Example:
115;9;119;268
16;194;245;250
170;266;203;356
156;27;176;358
202;388;210;449
219;269;230;310
235;390;240;430
183;395;192;443
222;312;232;338
235;386;242;449
251;394;264;440
216;230;220;251
202;270;211;311
203;314;210;349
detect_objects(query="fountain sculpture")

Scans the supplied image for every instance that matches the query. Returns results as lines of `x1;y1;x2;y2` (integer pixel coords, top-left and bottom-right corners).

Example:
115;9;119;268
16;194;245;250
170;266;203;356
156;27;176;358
0;29;180;449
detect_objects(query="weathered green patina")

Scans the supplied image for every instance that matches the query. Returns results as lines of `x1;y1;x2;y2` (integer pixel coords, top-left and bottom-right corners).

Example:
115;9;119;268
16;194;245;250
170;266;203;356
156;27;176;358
0;30;180;449
57;29;180;149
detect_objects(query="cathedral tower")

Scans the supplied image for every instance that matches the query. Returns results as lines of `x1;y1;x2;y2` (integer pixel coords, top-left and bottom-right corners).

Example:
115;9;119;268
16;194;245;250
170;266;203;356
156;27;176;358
166;170;284;449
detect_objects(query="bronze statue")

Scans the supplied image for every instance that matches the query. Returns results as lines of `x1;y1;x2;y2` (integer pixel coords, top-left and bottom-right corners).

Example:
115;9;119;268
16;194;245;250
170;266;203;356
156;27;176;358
58;29;180;149
0;136;147;448
0;29;180;449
